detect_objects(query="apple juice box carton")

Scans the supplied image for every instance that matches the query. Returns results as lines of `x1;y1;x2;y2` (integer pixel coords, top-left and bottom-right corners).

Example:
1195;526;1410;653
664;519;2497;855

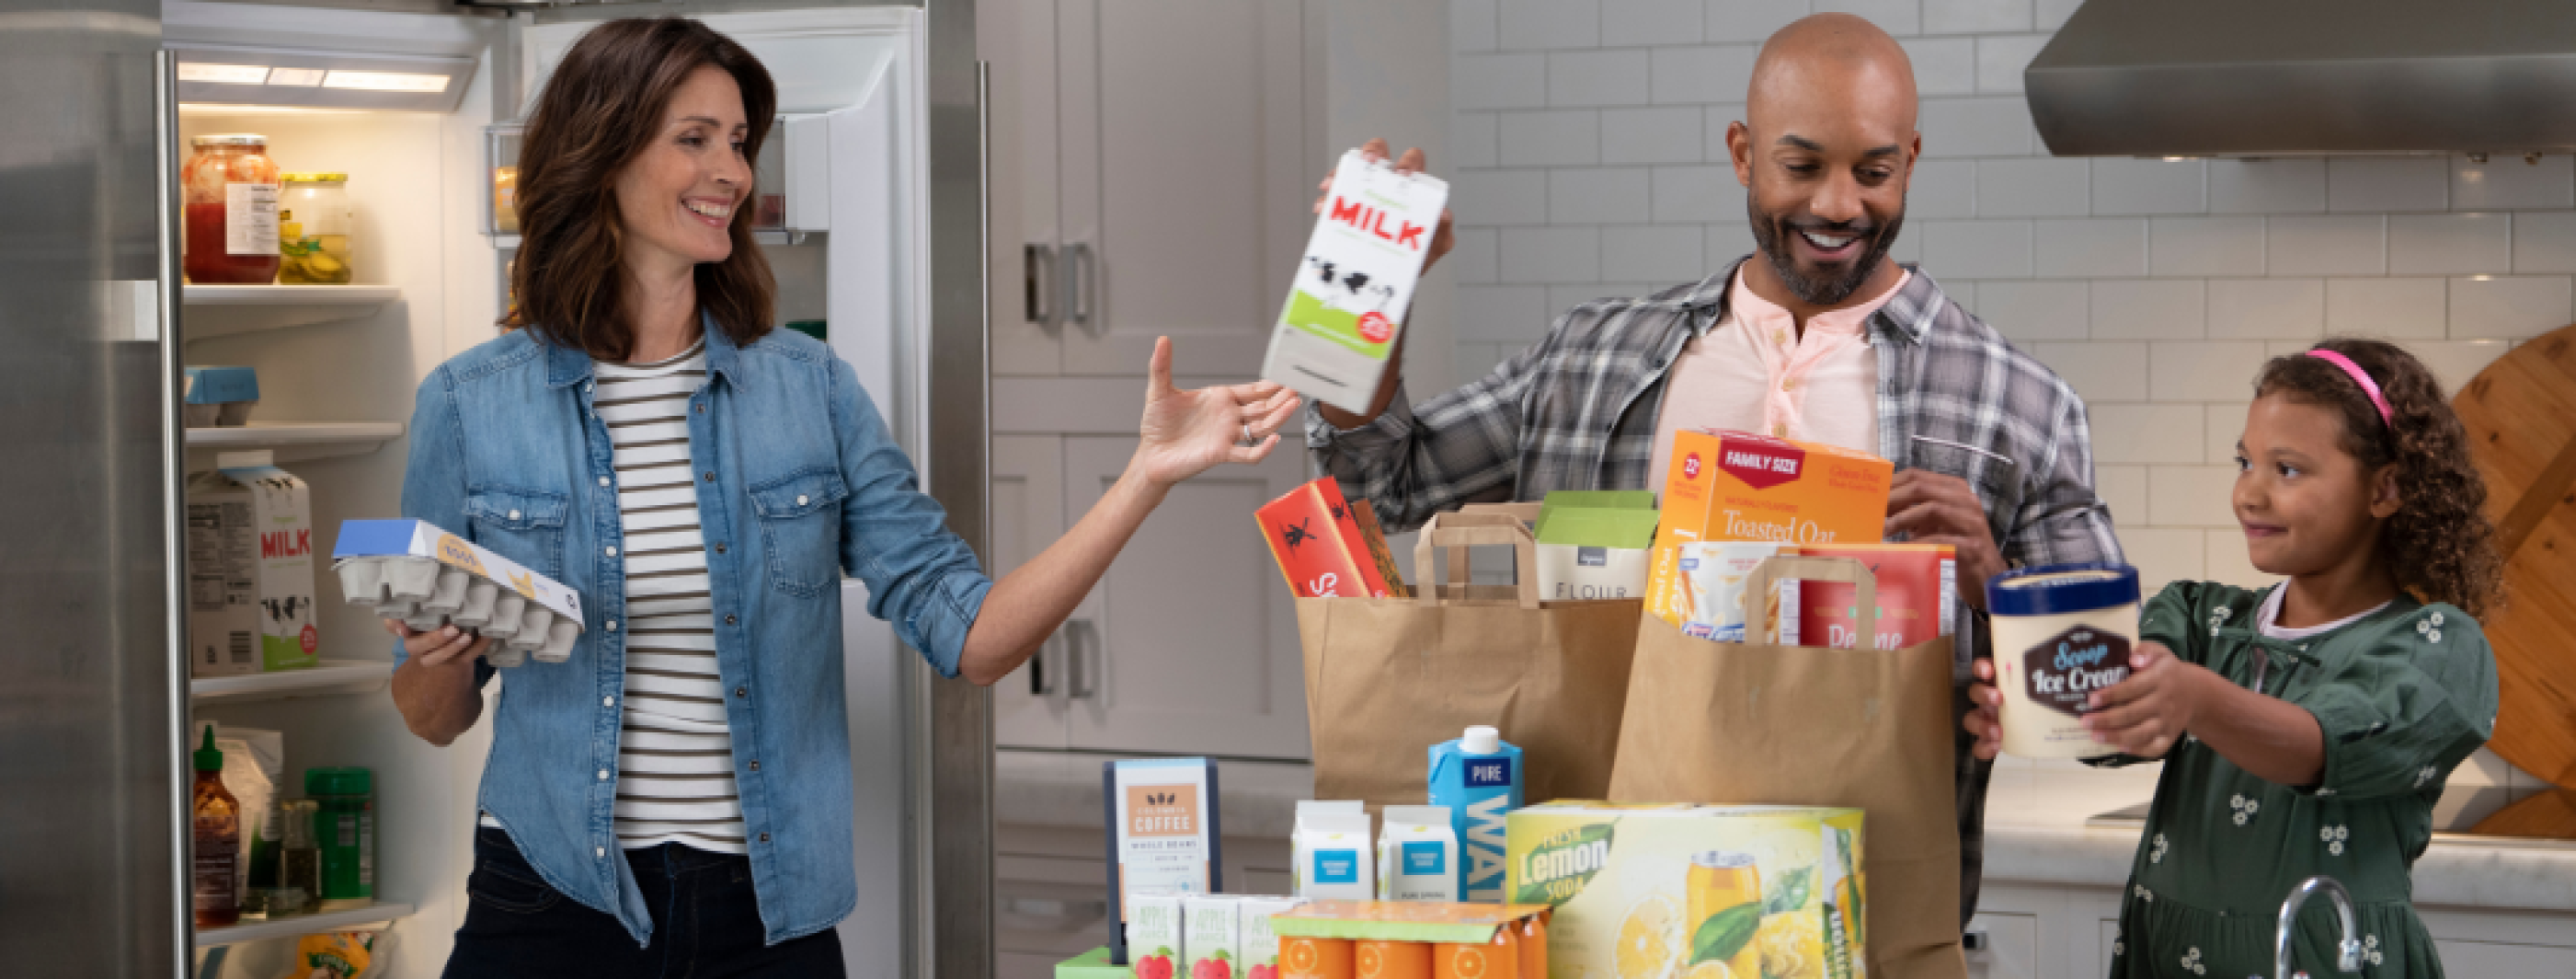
186;451;319;676
1184;895;1242;979
1128;893;1186;979
1238;896;1299;979
1506;803;1866;979
1262;148;1448;414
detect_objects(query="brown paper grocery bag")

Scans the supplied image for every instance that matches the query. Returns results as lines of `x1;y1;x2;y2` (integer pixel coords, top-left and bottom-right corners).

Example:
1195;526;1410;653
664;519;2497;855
1298;511;1641;811
1609;556;1966;979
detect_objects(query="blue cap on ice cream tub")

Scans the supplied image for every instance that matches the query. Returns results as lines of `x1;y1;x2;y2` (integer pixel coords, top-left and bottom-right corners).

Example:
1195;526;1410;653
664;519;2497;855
1986;562;2141;616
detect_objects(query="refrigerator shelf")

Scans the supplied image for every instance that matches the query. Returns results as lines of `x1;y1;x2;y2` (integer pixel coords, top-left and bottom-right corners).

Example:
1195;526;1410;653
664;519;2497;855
181;284;402;341
196;901;415;948
187;421;406;465
190;658;391;704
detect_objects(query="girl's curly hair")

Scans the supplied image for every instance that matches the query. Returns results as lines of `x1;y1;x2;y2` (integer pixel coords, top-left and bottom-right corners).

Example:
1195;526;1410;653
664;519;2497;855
2252;338;2503;618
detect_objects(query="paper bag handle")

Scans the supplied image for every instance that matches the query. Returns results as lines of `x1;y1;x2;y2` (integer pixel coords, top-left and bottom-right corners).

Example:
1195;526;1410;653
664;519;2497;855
1741;555;1879;647
1414;512;1541;609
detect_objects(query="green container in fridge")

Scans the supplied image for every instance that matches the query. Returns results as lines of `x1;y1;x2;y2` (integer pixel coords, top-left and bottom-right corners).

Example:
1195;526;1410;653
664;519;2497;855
305;766;374;906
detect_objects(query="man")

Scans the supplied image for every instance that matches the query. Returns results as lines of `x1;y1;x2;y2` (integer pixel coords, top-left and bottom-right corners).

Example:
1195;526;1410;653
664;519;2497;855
1308;14;2123;924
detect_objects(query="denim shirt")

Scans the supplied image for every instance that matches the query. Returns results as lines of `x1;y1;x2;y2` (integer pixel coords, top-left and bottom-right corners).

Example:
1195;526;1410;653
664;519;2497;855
395;317;990;946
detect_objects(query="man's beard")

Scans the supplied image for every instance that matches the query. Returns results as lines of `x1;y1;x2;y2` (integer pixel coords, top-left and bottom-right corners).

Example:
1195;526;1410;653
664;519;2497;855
1746;190;1904;305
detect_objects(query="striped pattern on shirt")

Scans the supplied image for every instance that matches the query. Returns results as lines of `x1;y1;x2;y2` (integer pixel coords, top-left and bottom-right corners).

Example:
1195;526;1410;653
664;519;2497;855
595;340;746;854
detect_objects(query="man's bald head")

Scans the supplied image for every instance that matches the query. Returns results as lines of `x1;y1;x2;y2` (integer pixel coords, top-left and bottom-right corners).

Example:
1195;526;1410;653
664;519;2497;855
1748;14;1918;137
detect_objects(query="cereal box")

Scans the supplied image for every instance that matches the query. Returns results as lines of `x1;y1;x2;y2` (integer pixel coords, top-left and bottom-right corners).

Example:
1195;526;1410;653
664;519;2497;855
1506;803;1865;979
1793;543;1955;651
1647;431;1893;626
1257;478;1399;599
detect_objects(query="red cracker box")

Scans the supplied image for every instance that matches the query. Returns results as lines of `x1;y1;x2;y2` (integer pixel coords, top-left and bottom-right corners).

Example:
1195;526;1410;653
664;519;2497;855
1795;542;1956;651
1257;478;1397;598
1647;430;1894;625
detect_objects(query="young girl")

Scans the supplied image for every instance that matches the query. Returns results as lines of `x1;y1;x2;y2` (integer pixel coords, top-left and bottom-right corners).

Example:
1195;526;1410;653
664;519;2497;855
1965;338;2503;978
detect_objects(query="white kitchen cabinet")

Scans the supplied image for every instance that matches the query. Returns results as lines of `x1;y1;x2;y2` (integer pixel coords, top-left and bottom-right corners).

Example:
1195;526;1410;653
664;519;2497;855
1061;436;1311;758
1965;912;2040;979
994;435;1072;750
2434;939;2576;975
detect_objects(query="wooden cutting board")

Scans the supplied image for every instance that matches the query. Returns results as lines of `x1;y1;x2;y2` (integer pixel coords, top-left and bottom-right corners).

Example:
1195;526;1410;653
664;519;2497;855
2453;327;2576;789
2468;788;2576;840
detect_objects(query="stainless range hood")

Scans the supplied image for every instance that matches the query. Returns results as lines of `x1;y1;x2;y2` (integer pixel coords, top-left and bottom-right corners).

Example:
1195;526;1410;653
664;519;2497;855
2026;0;2576;157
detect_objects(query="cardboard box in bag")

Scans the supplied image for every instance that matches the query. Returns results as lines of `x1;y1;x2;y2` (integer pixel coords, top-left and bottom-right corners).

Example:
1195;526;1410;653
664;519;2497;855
187;451;318;676
1646;431;1893;626
1530;491;1657;602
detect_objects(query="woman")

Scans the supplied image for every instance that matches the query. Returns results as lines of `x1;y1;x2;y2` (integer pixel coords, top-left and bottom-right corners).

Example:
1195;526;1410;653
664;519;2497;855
386;18;1299;975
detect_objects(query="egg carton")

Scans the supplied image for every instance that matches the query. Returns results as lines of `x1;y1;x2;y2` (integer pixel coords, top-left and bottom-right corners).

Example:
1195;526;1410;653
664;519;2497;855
331;519;587;669
337;557;578;666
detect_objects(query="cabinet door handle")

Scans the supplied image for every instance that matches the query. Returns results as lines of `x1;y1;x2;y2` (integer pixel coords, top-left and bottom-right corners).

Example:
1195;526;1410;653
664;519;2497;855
1025;243;1057;329
1066;618;1098;700
1062;242;1098;338
1028;630;1057;697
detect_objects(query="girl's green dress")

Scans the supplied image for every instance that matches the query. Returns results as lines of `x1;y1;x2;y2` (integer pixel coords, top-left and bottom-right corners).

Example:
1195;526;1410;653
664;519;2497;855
2096;582;2496;979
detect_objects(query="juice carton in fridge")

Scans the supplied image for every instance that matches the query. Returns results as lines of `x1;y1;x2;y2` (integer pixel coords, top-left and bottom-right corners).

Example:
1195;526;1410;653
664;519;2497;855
1263;149;1449;414
1428;726;1522;903
186;451;319;676
1185;896;1242;979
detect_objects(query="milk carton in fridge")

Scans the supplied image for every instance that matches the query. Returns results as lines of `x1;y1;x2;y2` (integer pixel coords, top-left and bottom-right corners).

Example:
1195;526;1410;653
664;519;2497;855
186;451;319;676
1262;149;1449;413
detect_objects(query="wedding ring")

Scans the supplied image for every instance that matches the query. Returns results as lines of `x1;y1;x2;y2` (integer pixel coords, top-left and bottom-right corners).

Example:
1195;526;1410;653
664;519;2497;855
1241;422;1255;445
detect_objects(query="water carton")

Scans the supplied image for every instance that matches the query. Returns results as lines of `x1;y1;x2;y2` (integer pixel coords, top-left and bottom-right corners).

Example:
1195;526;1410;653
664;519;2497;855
1291;801;1372;900
186;452;318;676
1428;726;1522;903
1377;805;1460;902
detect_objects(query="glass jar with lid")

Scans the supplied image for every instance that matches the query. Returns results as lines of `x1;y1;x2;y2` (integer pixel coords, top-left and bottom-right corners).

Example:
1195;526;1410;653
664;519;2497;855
279;173;355;284
182;134;282;284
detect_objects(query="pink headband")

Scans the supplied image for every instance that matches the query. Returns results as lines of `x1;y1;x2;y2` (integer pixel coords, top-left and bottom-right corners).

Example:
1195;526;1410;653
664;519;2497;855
2306;349;2392;430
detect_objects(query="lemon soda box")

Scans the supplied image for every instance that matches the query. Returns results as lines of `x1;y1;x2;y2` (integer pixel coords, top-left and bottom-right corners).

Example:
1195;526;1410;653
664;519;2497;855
1506;803;1865;979
1261;149;1449;414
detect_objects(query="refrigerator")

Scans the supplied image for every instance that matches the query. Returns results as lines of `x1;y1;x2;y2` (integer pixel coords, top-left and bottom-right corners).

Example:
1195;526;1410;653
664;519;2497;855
0;0;994;975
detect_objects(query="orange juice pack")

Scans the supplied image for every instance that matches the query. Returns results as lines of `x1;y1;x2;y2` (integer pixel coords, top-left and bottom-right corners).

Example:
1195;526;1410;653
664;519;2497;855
1793;543;1956;651
1271;901;1550;979
1647;430;1894;626
1257;478;1408;599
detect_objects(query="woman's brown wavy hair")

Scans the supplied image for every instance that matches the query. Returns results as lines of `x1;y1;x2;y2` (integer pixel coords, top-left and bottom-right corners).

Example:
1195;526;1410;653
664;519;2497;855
2252;338;2504;618
506;17;777;360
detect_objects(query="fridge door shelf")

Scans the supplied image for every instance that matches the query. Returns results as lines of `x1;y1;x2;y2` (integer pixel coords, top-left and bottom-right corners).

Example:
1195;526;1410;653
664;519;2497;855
196;901;415;948
190;658;391;704
182;284;401;340
187;421;405;466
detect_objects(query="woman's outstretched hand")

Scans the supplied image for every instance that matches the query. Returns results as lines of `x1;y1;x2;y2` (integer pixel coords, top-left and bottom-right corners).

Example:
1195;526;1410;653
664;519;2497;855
1130;336;1301;489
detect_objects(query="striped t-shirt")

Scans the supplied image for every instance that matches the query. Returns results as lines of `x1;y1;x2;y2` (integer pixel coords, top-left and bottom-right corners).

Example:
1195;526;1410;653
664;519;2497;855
593;340;746;854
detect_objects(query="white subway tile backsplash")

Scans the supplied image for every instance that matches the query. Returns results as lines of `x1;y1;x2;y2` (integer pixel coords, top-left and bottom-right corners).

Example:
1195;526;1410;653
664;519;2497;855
2208;159;2327;214
2203;401;2251;464
1550;167;1651;225
1977;158;2089;217
1602;107;1704;165
2151;340;2270;401
2033;218;2147;278
1552;282;1668;312
2453;155;2576;211
2207;279;2325;340
1814;0;1922;36
2034;340;2147;401
1452;228;1500;284
2448;275;2572;340
1943;280;1976;312
1499;110;1602;167
2148;465;2238;527
1601;0;1701;47
1457;285;1553;341
2091;280;2205;340
1925;0;2030;34
1707;223;1758;262
2149;216;2265;277
1454;0;1500;53
1454;341;1509;381
2035;0;2081;31
1888;229;1924;264
2120;526;2206;593
2202;529;2276;592
2325;279;2447;340
1500;226;1601;282
1900;37;1977;97
1975;33;2047;95
2094;465;2147;528
1704;104;1749;160
2090;404;2204;465
2403;340;2513;397
2263;215;2384;277
1454;53;1549;110
2387;213;2512;274
2091;158;2206;216
1975;280;2089;340
2511;211;2576;273
1499;0;1600;51
2329;157;2449;213
1921;220;2034;279
1706;0;1810;43
1653;165;1745;222
1910;159;1977;219
1919;98;2035;158
1550;51;1652;107
1603;225;1707;282
1456;169;1550;226
1452;112;1500;168
1652;45;1759;105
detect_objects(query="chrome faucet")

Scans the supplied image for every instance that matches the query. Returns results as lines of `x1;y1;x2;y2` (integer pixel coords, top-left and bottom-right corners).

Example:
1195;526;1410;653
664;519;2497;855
2274;875;2364;979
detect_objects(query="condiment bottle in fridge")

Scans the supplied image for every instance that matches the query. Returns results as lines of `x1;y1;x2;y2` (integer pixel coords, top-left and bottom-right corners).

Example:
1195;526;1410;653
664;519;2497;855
280;797;323;913
306;766;375;909
191;724;242;928
278;173;354;284
182;134;281;284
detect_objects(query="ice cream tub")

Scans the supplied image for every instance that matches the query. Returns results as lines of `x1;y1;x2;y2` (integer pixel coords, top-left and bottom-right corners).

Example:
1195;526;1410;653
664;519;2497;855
1985;563;2142;759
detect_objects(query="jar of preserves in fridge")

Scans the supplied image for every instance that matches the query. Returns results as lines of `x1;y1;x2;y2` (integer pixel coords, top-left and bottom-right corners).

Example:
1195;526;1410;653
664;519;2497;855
183;134;282;284
279;173;354;284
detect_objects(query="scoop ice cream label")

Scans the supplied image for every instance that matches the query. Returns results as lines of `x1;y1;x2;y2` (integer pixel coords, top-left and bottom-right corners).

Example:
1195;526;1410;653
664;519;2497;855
2020;625;2131;718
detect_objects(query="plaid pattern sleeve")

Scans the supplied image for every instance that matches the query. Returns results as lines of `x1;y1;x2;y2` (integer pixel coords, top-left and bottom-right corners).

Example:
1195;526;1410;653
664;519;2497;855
1301;340;1542;534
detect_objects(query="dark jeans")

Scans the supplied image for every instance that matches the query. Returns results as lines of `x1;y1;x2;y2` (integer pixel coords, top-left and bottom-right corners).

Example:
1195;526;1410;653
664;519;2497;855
443;826;847;979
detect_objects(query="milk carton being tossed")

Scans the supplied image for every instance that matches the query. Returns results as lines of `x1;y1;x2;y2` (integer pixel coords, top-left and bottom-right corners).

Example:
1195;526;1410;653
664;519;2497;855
1428;726;1523;903
1261;149;1449;414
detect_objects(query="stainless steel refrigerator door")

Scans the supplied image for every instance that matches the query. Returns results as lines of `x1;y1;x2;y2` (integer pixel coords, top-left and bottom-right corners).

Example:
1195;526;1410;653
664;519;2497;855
0;8;187;973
